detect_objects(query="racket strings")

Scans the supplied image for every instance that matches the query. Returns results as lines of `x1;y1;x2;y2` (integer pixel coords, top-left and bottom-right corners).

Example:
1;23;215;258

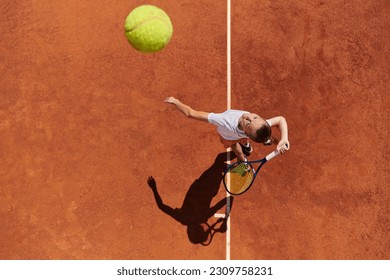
226;163;254;194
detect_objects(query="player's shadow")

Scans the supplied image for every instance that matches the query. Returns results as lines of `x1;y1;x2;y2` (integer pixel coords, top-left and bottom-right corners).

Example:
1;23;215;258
147;152;235;246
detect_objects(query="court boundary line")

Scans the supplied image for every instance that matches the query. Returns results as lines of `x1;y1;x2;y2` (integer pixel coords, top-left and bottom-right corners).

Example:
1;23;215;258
226;0;231;261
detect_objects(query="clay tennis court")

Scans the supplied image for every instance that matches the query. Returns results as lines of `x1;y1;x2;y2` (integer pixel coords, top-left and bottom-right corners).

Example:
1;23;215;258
1;0;389;260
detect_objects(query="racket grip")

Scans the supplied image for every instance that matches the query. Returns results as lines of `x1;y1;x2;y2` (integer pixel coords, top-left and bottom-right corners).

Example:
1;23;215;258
266;144;288;161
265;150;280;161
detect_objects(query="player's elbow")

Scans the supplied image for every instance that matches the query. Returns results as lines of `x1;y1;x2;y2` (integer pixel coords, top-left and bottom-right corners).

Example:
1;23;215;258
187;109;196;119
277;116;286;124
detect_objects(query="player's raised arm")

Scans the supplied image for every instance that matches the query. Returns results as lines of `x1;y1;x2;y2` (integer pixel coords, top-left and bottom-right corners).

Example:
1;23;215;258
164;97;209;122
267;116;290;154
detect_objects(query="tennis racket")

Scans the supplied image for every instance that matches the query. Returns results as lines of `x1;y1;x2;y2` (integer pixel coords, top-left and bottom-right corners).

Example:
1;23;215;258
223;145;287;195
201;218;227;246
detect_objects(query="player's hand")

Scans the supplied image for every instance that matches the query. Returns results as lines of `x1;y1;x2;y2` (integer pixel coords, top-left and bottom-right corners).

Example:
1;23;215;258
164;97;177;104
147;176;157;190
277;139;290;154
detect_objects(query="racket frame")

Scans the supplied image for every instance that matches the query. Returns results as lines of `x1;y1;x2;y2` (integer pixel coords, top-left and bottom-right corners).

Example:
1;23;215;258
223;149;281;195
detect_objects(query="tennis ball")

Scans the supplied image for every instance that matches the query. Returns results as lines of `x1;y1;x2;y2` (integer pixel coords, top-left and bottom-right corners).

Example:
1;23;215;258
124;5;173;53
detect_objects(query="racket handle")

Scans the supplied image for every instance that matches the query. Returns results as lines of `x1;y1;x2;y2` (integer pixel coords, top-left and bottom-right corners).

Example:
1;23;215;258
266;143;288;161
265;150;280;161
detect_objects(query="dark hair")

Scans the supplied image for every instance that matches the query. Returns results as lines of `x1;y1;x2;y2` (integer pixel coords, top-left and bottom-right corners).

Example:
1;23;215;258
250;123;271;143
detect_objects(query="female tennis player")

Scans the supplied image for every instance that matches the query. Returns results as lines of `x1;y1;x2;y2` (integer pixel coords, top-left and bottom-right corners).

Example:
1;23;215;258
164;97;290;162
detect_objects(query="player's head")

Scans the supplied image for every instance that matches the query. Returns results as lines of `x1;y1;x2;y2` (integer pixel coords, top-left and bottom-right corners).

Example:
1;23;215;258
239;113;271;144
187;224;208;244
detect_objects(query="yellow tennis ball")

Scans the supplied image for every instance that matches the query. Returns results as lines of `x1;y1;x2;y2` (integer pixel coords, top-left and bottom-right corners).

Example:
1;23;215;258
124;5;173;53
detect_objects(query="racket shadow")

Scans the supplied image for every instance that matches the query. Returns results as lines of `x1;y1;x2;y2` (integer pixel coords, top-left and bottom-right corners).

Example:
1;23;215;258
147;152;235;246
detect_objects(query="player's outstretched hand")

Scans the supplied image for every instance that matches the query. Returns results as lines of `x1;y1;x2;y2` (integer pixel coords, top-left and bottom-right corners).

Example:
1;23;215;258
164;97;176;104
147;176;157;190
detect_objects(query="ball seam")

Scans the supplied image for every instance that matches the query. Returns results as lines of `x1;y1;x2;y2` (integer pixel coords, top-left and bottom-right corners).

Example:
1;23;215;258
125;16;171;33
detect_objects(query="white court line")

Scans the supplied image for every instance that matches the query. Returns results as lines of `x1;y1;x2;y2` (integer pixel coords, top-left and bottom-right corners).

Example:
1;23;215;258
214;213;226;218
227;0;231;111
226;0;231;261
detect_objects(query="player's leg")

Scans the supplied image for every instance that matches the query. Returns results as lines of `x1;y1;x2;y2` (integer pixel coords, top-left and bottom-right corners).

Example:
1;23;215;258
239;140;253;156
230;143;246;162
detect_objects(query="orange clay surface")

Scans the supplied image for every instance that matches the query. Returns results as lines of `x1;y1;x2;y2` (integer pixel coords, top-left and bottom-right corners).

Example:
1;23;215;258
1;0;389;259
